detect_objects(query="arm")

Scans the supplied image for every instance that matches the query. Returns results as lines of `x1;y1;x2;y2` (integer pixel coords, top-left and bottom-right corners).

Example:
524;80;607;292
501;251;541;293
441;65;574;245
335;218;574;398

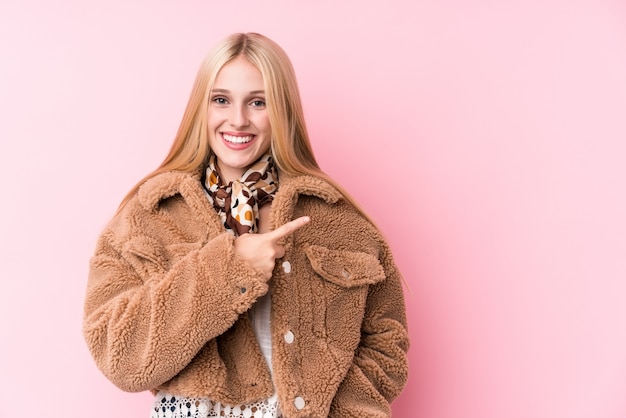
83;223;268;393
329;246;410;417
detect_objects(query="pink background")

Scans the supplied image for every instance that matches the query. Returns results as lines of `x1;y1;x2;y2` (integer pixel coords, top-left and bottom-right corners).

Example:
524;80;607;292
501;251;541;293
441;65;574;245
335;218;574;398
1;1;626;417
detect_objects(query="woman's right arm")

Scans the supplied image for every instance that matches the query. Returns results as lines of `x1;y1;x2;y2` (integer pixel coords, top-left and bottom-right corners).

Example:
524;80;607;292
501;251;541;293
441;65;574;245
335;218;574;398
83;225;268;393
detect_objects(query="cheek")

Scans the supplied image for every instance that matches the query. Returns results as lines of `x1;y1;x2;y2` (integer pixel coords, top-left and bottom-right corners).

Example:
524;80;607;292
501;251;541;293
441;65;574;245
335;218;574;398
206;115;221;142
206;112;216;129
260;115;272;136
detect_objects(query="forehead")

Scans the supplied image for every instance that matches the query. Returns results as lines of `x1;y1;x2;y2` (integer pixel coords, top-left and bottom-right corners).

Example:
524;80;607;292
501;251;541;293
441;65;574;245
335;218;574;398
213;56;264;90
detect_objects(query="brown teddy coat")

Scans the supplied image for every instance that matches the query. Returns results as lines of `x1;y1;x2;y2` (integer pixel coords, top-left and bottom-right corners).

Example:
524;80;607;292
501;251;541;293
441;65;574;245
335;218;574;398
83;170;409;418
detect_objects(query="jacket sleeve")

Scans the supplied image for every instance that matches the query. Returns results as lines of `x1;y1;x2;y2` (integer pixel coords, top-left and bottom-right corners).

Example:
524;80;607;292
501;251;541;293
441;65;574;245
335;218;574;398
82;215;268;393
328;244;410;417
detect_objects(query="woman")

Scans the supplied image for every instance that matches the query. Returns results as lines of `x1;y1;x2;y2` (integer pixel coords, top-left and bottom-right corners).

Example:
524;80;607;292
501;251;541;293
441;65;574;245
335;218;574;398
83;32;409;418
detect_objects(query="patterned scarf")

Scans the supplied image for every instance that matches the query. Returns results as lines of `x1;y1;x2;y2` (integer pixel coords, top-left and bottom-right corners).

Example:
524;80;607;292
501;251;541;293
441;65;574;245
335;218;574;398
203;153;278;236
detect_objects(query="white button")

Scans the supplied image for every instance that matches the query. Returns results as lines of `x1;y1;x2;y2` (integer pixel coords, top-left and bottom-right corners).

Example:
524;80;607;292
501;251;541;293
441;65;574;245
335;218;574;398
284;330;295;344
294;396;305;410
282;261;291;273
341;269;350;279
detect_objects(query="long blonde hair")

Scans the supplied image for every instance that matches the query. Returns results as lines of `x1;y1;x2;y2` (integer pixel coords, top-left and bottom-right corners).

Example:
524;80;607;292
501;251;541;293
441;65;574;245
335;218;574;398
119;33;373;225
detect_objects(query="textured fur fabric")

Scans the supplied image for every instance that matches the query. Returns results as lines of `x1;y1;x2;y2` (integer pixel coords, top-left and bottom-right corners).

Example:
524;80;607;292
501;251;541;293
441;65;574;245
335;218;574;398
83;170;409;418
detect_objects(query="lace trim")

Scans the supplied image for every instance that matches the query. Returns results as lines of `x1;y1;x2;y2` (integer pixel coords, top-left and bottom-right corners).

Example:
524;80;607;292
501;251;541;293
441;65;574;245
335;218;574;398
150;392;280;418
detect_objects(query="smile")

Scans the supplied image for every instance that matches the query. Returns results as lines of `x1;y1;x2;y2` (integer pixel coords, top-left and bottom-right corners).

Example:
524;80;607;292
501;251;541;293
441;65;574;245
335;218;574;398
223;133;254;144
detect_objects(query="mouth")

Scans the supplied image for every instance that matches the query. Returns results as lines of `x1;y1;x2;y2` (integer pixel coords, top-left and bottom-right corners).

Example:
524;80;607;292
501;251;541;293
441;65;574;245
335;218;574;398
222;133;254;144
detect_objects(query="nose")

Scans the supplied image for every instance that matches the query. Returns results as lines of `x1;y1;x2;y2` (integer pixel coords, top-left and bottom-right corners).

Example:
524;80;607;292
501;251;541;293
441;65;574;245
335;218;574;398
229;104;249;128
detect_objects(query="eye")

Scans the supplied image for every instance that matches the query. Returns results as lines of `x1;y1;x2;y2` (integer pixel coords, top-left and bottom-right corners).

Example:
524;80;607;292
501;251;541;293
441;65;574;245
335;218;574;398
212;97;228;105
250;99;266;108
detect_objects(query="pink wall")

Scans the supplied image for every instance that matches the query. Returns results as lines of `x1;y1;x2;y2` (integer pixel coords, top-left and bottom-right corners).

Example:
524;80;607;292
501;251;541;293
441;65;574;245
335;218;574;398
1;1;626;417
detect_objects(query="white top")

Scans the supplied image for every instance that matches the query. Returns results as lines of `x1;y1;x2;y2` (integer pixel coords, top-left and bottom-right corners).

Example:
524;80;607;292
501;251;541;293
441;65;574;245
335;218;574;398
250;292;274;372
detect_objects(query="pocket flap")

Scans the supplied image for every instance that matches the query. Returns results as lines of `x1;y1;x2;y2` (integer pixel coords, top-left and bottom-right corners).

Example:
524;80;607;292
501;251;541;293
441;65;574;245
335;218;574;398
304;245;385;288
125;236;203;268
124;235;167;267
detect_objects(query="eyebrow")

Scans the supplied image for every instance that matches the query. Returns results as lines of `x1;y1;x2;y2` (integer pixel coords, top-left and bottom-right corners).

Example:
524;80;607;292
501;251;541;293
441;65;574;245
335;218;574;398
211;88;265;95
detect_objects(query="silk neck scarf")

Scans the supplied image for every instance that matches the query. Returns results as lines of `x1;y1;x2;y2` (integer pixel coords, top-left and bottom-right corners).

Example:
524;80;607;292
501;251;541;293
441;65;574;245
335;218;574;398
203;153;278;236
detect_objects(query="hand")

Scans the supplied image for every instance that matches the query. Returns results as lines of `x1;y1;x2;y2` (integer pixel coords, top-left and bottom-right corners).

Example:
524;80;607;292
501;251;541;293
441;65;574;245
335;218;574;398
234;216;310;280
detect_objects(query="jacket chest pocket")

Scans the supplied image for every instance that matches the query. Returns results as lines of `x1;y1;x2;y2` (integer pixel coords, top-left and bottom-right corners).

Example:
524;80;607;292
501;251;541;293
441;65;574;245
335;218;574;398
304;245;386;352
125;236;203;278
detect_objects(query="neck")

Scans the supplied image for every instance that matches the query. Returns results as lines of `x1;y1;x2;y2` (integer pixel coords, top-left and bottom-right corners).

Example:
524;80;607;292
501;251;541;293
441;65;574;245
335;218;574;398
216;162;245;185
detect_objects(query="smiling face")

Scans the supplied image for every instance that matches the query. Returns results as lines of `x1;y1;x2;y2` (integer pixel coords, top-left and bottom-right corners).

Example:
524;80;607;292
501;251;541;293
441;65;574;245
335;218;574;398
207;56;272;184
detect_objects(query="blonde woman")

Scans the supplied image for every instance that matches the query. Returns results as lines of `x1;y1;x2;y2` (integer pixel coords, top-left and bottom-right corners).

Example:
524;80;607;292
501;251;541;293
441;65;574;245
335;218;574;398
83;33;409;418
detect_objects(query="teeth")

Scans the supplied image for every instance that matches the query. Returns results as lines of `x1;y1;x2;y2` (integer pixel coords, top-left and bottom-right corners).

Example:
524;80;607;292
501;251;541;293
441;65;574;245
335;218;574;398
223;134;253;144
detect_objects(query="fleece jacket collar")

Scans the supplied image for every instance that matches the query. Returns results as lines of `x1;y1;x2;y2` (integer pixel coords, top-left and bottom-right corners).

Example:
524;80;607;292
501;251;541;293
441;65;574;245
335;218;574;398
137;169;343;218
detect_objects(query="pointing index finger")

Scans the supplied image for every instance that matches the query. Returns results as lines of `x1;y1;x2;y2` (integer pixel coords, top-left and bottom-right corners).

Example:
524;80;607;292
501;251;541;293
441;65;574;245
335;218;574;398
269;216;310;242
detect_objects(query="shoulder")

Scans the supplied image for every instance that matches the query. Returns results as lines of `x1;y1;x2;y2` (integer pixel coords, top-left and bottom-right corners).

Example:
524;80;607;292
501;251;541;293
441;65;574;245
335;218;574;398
275;175;343;205
136;170;204;211
273;174;353;225
102;170;206;243
277;175;385;254
110;170;201;223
